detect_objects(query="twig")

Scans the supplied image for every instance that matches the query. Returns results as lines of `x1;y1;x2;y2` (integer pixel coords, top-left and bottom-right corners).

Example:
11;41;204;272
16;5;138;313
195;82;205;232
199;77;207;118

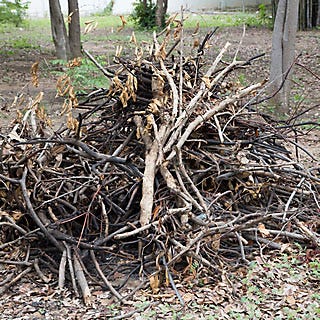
20;168;63;251
0;266;33;295
82;48;114;78
74;251;92;306
162;256;184;306
90;250;123;301
283;177;306;221
58;247;67;289
34;258;51;283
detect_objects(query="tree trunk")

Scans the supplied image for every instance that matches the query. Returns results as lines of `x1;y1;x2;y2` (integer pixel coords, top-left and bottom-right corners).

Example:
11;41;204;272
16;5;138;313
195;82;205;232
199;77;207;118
156;0;167;28
68;0;81;58
49;0;69;60
269;0;299;113
282;0;299;106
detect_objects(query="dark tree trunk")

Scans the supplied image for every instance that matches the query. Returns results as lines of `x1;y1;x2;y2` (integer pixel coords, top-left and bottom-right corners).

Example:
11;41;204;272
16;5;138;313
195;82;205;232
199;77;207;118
298;0;319;29
156;0;167;28
68;0;81;58
49;0;69;60
274;0;319;29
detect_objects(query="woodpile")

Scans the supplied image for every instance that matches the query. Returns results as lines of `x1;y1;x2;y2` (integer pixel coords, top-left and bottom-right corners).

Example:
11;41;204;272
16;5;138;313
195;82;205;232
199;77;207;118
0;22;319;305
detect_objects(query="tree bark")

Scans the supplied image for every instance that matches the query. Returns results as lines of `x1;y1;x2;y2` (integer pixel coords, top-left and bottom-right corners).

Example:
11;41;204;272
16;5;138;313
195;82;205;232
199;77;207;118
282;1;299;106
49;0;69;60
68;0;81;58
269;0;299;113
156;0;167;28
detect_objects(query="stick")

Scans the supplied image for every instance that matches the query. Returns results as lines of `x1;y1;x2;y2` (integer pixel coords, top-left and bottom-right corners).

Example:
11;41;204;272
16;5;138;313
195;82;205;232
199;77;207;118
90;250;123;301
167;82;263;161
58;248;67;289
0;266;33;295
82;48;114;78
74;252;92;306
20;168;63;251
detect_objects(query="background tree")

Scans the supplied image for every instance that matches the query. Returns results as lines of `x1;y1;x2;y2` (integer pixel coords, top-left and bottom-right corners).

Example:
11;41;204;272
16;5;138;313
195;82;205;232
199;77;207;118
269;0;299;113
155;0;168;28
272;0;319;29
130;0;167;30
49;0;69;60
49;0;81;60
298;0;319;29
0;0;29;26
68;0;81;58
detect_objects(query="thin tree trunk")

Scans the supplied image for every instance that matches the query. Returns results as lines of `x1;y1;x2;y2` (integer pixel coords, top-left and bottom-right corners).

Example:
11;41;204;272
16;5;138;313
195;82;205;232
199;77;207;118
156;0;166;28
68;0;81;58
269;0;299;113
299;0;305;29
49;0;69;60
269;0;286;105
282;0;299;107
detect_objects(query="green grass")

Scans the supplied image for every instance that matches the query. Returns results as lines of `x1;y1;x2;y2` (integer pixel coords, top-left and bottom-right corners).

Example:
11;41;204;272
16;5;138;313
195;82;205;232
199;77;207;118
0;11;272;96
183;12;271;28
50;57;109;93
0;12;271;49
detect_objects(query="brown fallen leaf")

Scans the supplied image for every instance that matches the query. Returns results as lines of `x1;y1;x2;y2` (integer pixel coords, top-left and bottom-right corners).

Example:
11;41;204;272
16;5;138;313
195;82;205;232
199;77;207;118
149;274;160;294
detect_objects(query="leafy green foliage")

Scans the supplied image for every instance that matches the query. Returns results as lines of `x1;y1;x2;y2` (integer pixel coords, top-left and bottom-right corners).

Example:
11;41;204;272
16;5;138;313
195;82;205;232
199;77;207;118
129;0;157;30
246;4;272;28
10;36;38;49
0;0;29;27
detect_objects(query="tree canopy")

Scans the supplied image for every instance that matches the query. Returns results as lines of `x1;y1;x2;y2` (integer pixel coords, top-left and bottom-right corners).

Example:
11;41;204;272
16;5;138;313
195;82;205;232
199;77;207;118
0;0;29;26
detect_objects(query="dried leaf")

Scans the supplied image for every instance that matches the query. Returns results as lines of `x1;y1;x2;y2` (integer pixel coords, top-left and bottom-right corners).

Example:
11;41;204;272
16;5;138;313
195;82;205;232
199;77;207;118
56;75;71;97
11;210;24;221
84;20;98;34
193;38;200;48
130;31;137;45
280;243;292;253
66;112;79;132
117;15;127;32
258;223;270;237
149;274;160;294
67;57;82;68
119;88;129;107
202;75;211;88
211;233;221;251
30;61;39;87
67;12;73;24
152;205;161;220
237;150;250;165
192;22;200;36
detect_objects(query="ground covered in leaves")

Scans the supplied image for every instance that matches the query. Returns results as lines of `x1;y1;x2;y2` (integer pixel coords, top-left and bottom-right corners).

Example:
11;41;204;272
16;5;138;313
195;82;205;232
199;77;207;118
0;21;320;319
1;251;319;319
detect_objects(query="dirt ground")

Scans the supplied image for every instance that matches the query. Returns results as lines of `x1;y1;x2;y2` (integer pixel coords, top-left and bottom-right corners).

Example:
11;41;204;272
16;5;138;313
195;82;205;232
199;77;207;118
0;26;319;319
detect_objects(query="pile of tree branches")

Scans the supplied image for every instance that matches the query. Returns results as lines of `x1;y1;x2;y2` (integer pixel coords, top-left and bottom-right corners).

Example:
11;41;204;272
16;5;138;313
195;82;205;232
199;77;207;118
0;22;319;305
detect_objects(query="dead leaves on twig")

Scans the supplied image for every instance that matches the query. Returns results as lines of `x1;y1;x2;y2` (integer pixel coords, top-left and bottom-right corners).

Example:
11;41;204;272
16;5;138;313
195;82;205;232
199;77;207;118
30;61;39;87
57;75;79;113
117;15;127;32
84;20;98;34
